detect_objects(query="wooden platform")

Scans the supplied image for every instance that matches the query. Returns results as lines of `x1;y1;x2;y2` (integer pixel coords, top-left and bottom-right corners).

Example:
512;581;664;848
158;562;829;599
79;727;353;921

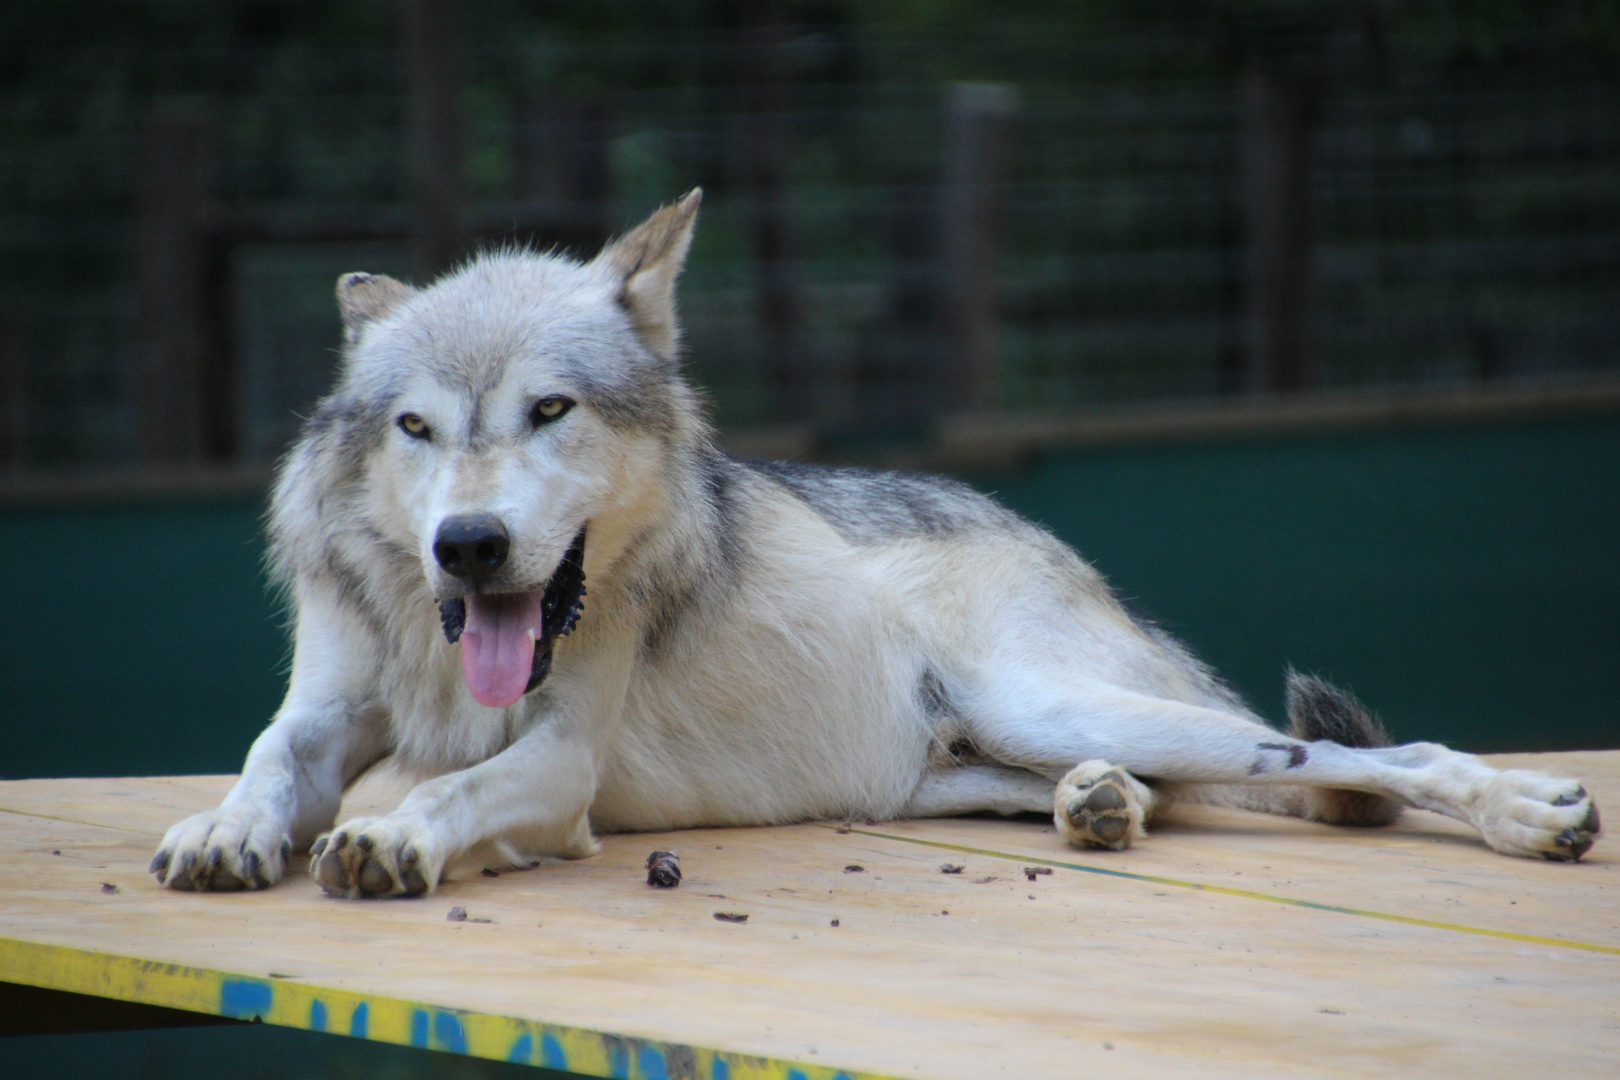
2;752;1616;1079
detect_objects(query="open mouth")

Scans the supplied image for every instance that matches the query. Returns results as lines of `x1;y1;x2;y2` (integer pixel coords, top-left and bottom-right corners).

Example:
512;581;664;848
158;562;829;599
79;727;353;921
436;528;587;708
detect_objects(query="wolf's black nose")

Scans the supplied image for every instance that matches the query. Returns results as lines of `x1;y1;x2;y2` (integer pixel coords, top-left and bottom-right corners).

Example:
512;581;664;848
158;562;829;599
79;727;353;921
433;514;510;581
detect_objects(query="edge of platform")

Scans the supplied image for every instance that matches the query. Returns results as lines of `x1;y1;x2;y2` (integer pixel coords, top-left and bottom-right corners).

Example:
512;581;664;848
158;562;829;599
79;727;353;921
0;936;894;1080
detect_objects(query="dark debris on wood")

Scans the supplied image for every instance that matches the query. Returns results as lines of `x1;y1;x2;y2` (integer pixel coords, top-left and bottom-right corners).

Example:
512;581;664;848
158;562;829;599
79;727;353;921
646;850;682;888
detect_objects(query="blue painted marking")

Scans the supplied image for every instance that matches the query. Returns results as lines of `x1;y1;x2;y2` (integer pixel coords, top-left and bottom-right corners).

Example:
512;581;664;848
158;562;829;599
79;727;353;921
219;979;273;1020
507;1033;534;1064
410;1009;429;1048
639;1046;669;1080
309;1000;327;1032
834;1074;856;1080
710;1059;730;1080
787;1071;810;1080
540;1033;568;1070
609;1040;630;1079
433;1011;468;1054
349;1002;369;1038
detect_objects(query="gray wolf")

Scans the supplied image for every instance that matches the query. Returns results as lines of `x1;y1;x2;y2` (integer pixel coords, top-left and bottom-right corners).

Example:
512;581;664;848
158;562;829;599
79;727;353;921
151;191;1601;897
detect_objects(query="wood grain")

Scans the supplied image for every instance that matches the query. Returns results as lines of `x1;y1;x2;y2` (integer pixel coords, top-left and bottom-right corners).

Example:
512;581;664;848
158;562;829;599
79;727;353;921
2;751;1615;1079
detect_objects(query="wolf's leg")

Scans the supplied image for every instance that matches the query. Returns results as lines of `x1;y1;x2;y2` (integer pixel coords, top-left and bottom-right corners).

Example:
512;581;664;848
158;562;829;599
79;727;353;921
153;596;390;891
900;763;1166;851
901;765;1056;818
310;654;630;899
980;684;1600;861
310;719;603;898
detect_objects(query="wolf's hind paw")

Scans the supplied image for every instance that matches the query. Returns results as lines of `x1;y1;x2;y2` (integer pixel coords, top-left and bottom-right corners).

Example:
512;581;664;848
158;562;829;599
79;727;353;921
1474;771;1601;862
1054;760;1152;851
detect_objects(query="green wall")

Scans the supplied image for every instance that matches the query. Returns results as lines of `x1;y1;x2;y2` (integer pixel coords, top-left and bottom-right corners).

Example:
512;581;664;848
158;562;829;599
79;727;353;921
0;497;286;779
2;414;1615;781
979;416;1619;752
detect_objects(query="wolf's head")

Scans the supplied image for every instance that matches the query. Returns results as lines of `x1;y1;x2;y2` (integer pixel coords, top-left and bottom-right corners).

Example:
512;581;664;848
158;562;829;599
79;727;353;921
283;191;705;709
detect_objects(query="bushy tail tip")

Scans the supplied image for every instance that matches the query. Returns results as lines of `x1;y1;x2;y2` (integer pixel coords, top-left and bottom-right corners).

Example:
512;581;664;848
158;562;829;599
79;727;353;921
1286;669;1393;748
1285;669;1402;827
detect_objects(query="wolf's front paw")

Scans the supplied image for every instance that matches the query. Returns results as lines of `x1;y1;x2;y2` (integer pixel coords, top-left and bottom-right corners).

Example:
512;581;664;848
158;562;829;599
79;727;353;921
152;809;291;892
310;816;441;898
1054;760;1153;851
1474;771;1601;862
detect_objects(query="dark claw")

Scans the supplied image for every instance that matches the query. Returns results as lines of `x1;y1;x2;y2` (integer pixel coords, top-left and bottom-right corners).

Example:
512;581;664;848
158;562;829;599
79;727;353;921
401;868;429;896
207;847;224;870
1556;827;1594;862
243;850;261;877
355;834;374;853
400;845;419;869
310;836;329;858
357;858;393;895
150;850;171;876
1552;787;1587;807
280;839;292;863
1581;803;1601;834
331;831;349;851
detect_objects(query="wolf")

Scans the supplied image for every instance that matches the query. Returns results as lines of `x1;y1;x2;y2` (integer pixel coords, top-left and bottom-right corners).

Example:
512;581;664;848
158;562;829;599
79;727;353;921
151;191;1600;897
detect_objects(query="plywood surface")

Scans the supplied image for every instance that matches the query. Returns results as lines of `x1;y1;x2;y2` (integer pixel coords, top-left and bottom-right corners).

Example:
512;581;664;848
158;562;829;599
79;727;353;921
1;752;1616;1079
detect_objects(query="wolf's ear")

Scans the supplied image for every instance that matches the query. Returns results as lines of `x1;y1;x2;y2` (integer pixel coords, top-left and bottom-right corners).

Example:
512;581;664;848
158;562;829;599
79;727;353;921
594;189;701;359
336;272;415;345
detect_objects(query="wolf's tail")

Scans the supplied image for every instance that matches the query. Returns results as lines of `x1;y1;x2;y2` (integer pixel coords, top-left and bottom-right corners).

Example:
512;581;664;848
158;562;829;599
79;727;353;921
1173;671;1404;826
1283;670;1403;827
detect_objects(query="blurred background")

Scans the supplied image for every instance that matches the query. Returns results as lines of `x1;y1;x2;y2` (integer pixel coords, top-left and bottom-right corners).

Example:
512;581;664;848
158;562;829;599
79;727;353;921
0;3;1617;1076
2;1;1618;770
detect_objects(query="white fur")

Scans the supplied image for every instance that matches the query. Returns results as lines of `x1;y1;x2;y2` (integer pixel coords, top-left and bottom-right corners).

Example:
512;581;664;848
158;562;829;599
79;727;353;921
151;194;1601;897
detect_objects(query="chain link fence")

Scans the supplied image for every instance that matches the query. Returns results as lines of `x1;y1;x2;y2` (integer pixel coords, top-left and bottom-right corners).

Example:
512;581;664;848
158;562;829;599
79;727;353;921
1;8;1616;471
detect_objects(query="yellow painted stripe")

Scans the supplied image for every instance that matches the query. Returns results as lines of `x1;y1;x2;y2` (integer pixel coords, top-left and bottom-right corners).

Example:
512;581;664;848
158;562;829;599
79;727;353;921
835;826;1620;957
0;936;900;1080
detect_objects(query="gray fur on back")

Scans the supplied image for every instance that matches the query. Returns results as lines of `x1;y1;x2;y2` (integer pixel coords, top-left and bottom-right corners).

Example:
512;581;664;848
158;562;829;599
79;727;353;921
741;458;1018;545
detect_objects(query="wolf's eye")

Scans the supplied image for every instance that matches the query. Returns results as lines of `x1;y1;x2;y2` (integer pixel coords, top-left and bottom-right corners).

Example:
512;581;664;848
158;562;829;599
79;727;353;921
398;413;431;439
530;396;574;426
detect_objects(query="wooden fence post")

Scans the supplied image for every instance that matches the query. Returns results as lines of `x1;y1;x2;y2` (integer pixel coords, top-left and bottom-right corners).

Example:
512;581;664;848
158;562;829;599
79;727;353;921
512;93;612;254
742;24;808;426
402;0;464;281
0;307;22;470
940;82;1018;414
854;180;943;435
1242;66;1315;393
134;99;216;463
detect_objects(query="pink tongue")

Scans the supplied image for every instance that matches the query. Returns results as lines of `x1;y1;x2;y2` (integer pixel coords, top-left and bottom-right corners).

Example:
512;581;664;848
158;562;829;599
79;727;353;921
460;592;548;708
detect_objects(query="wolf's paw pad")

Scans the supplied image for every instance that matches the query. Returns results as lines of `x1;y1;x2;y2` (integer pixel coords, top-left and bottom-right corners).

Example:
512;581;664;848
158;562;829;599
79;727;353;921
1476;771;1601;862
152;809;291;892
310;817;439;899
1054;760;1150;852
